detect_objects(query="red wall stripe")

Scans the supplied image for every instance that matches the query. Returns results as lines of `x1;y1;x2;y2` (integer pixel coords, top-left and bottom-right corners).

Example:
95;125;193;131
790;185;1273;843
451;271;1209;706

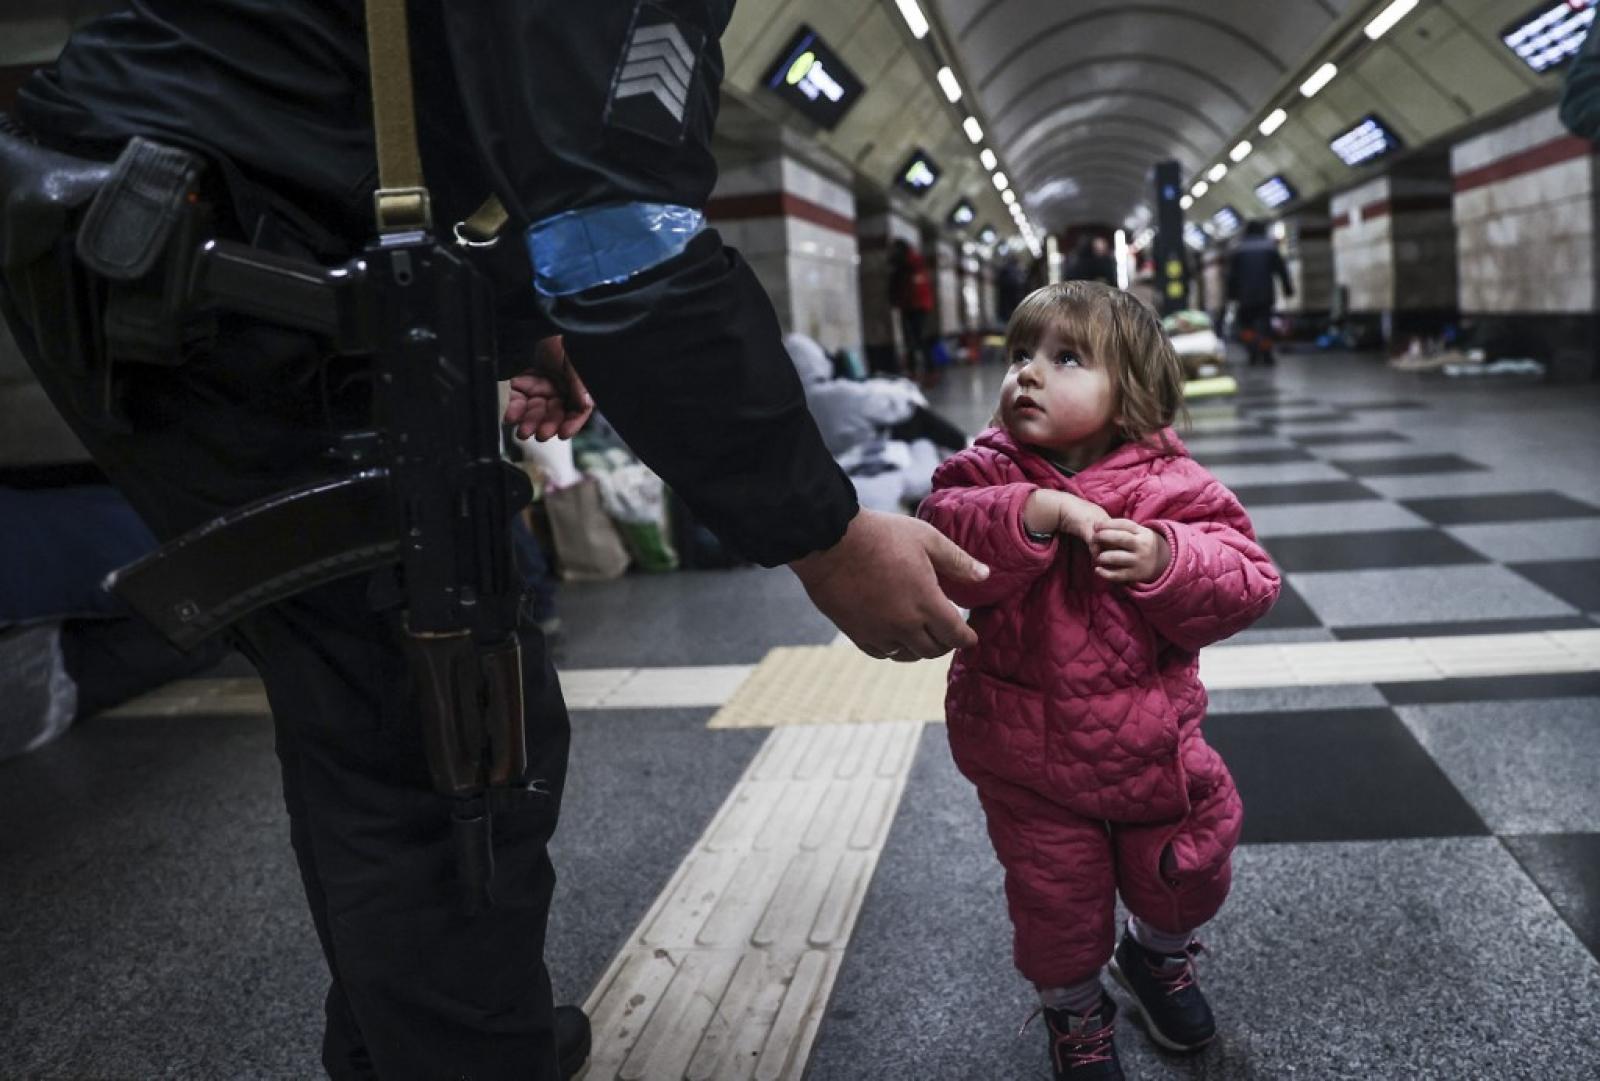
705;191;856;237
1453;134;1594;194
1332;194;1451;228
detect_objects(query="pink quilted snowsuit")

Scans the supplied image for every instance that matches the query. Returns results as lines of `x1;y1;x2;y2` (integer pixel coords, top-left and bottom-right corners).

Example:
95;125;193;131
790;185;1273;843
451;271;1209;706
919;426;1280;988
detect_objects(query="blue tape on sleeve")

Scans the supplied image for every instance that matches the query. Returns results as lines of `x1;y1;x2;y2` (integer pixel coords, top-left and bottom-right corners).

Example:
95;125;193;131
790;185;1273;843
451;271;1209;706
526;202;706;296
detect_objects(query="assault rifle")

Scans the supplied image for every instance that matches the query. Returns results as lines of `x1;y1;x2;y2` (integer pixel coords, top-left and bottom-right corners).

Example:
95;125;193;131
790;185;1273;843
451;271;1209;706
77;138;534;916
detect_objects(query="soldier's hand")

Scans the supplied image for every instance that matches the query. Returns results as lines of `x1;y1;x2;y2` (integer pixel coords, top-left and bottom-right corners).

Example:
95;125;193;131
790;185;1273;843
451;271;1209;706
790;509;987;662
505;337;595;441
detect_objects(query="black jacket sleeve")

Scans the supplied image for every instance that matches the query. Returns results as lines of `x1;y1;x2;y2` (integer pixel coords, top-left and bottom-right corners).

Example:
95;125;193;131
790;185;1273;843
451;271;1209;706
546;232;859;568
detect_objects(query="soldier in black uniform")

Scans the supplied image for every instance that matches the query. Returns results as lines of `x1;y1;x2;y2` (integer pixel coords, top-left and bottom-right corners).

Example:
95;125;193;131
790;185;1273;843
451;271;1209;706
1;3;987;1079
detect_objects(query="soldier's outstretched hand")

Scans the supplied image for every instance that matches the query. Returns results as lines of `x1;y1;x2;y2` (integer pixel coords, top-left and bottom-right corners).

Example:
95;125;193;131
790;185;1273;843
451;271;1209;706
790;509;987;662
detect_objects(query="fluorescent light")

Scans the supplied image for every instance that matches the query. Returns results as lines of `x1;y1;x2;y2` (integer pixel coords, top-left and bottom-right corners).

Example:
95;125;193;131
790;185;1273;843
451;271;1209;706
1230;140;1253;163
980;148;997;170
962;116;984;143
1180;194;1194;210
992;171;1009;191
936;66;962;103
1208;163;1228;182
1364;0;1418;40
1300;62;1337;98
1259;108;1288;136
1001;188;1017;205
894;0;931;39
1191;180;1209;197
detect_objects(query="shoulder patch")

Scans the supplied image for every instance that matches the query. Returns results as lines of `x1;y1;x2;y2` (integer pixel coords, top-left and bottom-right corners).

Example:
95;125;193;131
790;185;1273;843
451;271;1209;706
605;4;705;146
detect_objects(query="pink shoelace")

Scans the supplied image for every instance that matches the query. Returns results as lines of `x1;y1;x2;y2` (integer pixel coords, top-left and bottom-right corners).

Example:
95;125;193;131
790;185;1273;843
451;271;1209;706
1020;1007;1116;1070
1145;939;1206;996
1047;1012;1116;1070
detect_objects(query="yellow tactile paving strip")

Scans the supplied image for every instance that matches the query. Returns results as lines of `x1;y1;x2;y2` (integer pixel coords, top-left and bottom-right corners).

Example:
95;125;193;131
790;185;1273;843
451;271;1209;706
576;721;922;1081
707;645;950;729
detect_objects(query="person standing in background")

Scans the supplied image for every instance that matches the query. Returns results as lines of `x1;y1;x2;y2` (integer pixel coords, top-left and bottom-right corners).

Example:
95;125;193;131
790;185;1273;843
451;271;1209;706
890;238;937;382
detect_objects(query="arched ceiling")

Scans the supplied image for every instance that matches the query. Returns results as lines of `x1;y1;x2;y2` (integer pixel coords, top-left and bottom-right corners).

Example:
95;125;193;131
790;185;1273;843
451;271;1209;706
934;0;1558;233
934;0;1353;227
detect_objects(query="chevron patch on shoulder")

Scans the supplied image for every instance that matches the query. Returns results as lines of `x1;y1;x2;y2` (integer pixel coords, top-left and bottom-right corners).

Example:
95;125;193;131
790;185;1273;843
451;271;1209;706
606;6;705;145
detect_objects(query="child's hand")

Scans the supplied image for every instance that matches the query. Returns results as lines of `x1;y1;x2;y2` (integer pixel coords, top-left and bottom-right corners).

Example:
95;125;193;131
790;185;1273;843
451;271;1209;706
1054;493;1111;545
1092;519;1171;584
1023;491;1109;545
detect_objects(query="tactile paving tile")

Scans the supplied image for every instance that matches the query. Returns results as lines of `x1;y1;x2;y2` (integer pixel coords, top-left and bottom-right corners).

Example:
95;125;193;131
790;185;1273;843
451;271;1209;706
707;645;950;729
576;722;922;1081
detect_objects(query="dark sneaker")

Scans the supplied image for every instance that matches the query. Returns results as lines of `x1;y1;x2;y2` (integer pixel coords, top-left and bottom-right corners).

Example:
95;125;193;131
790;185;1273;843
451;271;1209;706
555;1005;591;1079
1110;931;1216;1052
1038;993;1124;1080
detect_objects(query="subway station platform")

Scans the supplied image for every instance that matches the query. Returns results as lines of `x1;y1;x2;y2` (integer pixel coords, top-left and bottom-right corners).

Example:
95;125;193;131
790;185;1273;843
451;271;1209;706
4;354;1598;1080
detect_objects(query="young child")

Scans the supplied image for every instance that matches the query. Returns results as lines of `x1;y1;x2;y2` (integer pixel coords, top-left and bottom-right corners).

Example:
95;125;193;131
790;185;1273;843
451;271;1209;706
918;281;1280;1080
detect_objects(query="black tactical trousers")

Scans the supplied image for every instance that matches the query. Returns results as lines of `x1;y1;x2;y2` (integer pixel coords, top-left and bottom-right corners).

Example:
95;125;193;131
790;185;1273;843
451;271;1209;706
1;239;571;1080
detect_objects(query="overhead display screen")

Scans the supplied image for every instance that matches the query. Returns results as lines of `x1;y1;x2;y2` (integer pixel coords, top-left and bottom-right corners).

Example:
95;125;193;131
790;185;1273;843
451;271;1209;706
1502;0;1597;73
896;149;942;197
948;199;976;228
1330;114;1404;167
1255;175;1298;209
1183;222;1207;250
1210;206;1242;236
762;25;865;130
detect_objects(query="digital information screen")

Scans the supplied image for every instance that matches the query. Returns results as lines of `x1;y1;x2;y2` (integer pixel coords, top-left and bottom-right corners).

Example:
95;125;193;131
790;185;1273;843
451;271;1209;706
762;25;865;130
1183;222;1208;250
948;199;976;228
1255;175;1298;209
1502;0;1597;73
897;149;942;197
1330;114;1404;167
1210;206;1242;236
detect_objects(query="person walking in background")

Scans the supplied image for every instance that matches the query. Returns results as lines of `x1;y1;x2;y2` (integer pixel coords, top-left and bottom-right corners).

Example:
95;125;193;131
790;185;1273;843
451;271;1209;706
1226;221;1295;366
890;238;937;382
1064;235;1117;286
919;281;1280;1079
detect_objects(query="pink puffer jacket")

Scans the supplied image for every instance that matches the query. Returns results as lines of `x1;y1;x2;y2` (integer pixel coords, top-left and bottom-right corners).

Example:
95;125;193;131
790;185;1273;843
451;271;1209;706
919;427;1280;823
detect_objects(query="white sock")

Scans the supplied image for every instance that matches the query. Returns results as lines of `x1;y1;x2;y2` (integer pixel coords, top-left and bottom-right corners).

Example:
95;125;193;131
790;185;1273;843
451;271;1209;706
1038;975;1104;1015
1128;915;1193;957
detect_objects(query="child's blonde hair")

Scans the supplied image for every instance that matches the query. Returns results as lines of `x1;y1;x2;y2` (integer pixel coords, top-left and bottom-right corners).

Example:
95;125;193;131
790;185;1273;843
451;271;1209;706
1004;281;1187;443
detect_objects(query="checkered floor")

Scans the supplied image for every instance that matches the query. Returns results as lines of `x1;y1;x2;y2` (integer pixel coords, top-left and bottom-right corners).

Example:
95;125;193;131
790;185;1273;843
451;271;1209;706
1176;372;1600;978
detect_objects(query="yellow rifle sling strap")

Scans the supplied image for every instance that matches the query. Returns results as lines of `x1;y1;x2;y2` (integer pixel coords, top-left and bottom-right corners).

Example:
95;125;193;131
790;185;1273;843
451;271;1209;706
364;0;431;232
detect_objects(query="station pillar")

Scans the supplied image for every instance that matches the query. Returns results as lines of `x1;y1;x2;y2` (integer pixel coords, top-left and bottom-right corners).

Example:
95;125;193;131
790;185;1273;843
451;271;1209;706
1330;167;1458;348
706;151;864;356
1452;103;1600;380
